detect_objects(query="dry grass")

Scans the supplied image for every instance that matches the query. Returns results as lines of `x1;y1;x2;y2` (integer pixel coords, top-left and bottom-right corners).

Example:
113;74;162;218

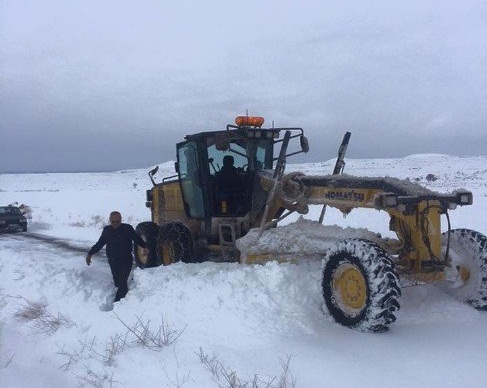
113;313;186;350
197;347;296;388
15;298;74;335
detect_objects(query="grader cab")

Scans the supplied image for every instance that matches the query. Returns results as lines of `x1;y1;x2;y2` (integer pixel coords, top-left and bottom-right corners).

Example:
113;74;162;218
138;116;309;264
136;116;487;332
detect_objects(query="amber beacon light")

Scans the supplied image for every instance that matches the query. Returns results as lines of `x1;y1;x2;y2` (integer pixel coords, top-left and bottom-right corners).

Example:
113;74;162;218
235;116;265;127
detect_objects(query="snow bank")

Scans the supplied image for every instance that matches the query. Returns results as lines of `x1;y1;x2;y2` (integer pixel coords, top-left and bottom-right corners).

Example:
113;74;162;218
1;155;487;387
237;217;386;263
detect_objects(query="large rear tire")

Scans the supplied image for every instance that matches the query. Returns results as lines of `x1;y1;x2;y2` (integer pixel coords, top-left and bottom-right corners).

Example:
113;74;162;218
157;222;194;265
134;222;160;268
440;229;487;310
322;239;401;332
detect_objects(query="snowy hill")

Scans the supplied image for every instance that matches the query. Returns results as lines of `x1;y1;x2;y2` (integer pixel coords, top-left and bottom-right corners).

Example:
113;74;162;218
1;155;487;387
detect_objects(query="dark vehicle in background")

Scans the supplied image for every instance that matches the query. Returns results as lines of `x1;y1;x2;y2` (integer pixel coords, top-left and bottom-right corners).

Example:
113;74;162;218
0;206;28;232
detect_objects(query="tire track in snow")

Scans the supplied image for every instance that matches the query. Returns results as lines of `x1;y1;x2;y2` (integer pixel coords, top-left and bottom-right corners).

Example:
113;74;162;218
0;232;115;311
0;232;106;256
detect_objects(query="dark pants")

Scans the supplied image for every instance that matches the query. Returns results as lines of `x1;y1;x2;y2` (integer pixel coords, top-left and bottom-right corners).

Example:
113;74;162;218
108;257;133;302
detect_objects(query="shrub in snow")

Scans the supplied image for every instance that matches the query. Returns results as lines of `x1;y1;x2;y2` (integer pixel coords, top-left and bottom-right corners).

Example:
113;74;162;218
76;366;118;388
14;298;74;335
197;347;296;388
57;336;97;371
114;313;185;350
56;313;185;385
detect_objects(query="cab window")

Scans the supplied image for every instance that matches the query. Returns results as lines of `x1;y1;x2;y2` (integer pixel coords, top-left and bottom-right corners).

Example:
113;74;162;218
177;142;205;218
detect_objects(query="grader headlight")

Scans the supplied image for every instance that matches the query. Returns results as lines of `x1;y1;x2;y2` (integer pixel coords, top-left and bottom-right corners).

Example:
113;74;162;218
456;190;473;205
384;194;399;207
375;193;399;209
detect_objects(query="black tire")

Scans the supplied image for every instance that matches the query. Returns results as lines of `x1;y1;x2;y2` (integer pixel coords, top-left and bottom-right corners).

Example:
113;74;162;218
157;222;194;265
22;225;27;232
322;239;401;332
440;229;487;310
134;222;160;268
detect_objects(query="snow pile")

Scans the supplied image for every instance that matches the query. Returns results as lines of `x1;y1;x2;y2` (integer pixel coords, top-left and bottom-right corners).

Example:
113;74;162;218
237;217;386;263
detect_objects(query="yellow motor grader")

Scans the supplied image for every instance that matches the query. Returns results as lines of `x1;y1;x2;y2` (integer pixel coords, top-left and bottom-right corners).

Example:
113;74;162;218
136;116;487;332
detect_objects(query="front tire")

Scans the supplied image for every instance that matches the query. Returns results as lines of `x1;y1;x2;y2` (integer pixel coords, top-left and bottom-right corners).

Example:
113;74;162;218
322;239;401;332
440;229;487;309
157;222;194;265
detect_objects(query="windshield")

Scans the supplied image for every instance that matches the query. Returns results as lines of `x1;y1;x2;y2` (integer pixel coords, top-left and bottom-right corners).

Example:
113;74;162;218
207;138;269;176
0;207;20;215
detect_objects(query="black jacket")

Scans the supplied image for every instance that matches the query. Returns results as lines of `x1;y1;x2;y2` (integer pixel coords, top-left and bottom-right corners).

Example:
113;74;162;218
88;223;146;261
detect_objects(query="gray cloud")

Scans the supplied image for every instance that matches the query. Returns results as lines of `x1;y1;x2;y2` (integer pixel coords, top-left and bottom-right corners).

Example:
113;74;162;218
1;0;486;172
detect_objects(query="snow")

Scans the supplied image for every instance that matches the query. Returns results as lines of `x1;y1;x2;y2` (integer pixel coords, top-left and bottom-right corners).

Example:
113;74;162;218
1;155;487;387
237;218;386;264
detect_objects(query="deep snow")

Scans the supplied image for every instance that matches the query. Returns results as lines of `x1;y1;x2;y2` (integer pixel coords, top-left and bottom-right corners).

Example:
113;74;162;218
1;155;487;387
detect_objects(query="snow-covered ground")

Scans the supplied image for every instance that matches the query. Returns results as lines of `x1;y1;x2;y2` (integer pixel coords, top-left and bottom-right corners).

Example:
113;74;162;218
1;155;487;387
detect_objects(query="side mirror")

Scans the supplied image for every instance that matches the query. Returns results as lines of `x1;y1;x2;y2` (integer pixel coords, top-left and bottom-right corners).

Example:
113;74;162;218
300;135;309;153
174;162;179;173
149;165;159;176
148;165;159;187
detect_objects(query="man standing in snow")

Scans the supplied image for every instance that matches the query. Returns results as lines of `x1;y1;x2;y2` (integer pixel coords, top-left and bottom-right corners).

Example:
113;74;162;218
86;211;149;302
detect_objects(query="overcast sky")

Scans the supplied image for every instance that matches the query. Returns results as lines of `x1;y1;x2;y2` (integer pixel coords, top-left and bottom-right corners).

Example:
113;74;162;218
1;0;486;173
